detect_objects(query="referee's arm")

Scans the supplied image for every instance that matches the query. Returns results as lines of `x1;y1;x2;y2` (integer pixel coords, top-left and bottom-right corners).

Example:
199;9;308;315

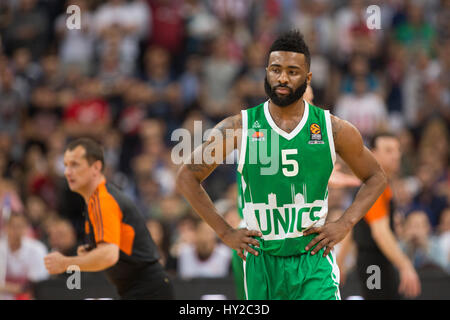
44;242;119;274
66;242;119;271
45;194;121;274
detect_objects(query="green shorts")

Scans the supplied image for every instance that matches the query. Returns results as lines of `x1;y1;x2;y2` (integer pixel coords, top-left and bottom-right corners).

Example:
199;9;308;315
231;249;246;300
243;246;341;300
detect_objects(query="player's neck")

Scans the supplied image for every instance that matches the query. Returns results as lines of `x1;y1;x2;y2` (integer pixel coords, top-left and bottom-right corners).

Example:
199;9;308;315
269;98;305;120
81;175;106;203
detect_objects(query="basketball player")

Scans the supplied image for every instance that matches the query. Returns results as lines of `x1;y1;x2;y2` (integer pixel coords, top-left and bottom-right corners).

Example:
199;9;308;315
176;30;387;300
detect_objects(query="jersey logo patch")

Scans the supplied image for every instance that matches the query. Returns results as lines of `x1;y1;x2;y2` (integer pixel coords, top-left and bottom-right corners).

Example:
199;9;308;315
252;131;265;141
308;123;324;144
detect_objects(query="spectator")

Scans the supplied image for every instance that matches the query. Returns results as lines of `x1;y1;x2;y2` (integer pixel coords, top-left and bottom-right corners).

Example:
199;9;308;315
139;118;174;196
171;213;198;257
234;41;267;108
209;0;253;22
183;0;220;54
200;35;240;120
0;67;25;140
45;217;77;256
3;0;49;59
38;54;64;90
102;128;122;178
178;54;202;111
335;75;388;141
412;119;449;229
148;0;185;56
397;128;417;177
302;29;332;107
410;162;448;229
96;0;150;40
24;195;50;241
96;23;137;76
334;0;367;59
0;213;48;300
24;86;62;144
0;179;24;230
177;220;231;279
143;46;181;125
340;54;380;96
11;47;41;97
117;80;151;174
401;50;442;128
146;217;177;274
22;144;58;209
394;1;436;58
400;210;447;271
63;77;111;139
55;0;95;75
291;0;334;55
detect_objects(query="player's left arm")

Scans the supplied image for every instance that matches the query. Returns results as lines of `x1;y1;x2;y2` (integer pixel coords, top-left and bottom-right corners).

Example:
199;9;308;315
304;115;387;257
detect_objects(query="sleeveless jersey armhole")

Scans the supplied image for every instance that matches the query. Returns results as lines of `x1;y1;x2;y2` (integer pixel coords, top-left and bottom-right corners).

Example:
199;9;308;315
237;109;248;173
324;110;336;166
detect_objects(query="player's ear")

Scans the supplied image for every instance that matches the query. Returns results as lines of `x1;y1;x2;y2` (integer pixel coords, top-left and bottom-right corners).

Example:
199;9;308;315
93;160;103;173
306;72;312;85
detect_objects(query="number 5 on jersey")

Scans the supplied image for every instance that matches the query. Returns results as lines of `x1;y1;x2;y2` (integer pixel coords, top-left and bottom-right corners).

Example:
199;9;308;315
281;149;299;177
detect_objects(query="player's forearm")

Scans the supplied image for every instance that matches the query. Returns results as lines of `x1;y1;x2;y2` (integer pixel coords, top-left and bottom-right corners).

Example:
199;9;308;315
64;245;118;272
371;221;413;271
338;170;387;229
176;166;233;239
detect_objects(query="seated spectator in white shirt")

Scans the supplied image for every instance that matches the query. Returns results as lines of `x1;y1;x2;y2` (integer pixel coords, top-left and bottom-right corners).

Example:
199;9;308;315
94;0;150;75
335;75;388;142
0;213;48;300
55;0;95;74
399;210;448;272
177;220;231;279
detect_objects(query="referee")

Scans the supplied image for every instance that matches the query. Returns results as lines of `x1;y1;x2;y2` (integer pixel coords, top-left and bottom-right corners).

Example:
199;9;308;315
44;138;174;300
351;133;421;299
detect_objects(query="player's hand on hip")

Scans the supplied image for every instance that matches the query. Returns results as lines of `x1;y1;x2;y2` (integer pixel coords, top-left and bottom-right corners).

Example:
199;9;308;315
44;251;68;275
221;228;262;261
303;220;351;257
398;263;421;298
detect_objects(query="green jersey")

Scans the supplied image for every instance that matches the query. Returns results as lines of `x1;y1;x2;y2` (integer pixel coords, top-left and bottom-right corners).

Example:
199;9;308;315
237;100;335;256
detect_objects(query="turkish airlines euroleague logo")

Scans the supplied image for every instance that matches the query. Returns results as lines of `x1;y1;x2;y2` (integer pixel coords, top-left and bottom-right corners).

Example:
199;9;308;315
310;123;321;135
309;123;324;144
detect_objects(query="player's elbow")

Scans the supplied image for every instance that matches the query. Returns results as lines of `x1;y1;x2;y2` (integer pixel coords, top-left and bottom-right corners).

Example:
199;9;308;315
102;244;119;268
175;165;187;193
373;167;388;192
175;165;198;194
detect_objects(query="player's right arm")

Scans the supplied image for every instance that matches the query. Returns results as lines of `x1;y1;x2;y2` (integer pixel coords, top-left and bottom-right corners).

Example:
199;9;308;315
176;113;261;260
304;115;388;256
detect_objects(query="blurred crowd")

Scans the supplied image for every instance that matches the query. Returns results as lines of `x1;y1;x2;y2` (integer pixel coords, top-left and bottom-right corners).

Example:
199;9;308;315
0;0;448;299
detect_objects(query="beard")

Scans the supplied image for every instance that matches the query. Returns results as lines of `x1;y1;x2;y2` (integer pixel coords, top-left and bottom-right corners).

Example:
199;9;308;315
264;76;308;107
